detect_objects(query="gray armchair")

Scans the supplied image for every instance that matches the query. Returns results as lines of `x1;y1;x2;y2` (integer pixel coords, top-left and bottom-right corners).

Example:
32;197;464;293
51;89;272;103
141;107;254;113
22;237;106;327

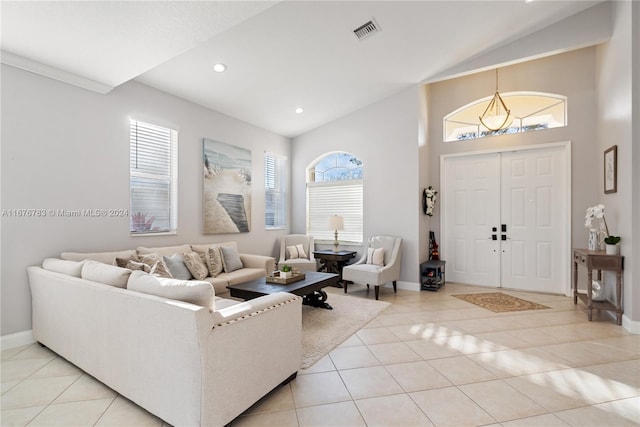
342;235;402;300
278;234;317;273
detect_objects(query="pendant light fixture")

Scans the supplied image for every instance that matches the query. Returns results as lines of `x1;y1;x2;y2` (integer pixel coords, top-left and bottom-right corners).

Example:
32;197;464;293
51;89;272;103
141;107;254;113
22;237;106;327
479;69;513;131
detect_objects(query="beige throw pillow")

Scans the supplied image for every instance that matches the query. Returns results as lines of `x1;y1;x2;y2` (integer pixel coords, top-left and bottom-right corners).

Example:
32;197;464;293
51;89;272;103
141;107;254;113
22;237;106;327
115;257;151;273
137;253;173;279
286;244;308;260
286;245;300;259
366;247;385;266
182;252;208;280
204;246;223;277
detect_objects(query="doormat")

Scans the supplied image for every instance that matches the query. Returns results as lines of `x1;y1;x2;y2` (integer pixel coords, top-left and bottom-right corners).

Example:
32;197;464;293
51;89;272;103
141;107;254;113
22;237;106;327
453;292;550;313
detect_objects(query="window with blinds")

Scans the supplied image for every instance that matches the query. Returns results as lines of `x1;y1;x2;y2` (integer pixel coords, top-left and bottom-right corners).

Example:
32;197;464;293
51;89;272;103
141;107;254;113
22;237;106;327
306;152;363;243
265;152;287;229
129;119;178;234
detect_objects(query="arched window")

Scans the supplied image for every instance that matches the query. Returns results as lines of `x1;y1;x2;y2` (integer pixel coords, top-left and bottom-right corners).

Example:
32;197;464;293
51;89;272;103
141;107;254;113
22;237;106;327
444;92;567;142
306;152;363;243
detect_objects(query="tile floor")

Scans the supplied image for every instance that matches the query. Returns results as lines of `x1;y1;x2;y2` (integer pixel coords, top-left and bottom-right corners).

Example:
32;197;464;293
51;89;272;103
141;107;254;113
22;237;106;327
2;283;639;426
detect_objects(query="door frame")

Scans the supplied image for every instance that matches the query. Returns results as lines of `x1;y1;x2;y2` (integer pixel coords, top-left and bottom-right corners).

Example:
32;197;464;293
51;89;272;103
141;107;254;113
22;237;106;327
440;141;572;296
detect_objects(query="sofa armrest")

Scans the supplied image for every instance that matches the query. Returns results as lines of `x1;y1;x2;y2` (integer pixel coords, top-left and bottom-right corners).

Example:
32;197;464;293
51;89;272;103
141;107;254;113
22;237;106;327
213;292;299;324
240;254;275;276
204;293;301;426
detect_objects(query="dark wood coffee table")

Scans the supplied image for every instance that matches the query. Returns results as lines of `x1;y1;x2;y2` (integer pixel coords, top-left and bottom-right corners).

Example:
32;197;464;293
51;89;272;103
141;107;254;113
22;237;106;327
227;272;339;309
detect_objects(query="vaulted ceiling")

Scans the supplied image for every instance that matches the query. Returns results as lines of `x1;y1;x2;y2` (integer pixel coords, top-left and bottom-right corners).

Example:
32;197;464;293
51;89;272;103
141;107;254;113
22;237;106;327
1;1;608;137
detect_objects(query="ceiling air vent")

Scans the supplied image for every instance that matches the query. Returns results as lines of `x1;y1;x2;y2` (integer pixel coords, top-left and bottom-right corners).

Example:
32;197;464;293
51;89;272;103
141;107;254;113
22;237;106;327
353;19;380;41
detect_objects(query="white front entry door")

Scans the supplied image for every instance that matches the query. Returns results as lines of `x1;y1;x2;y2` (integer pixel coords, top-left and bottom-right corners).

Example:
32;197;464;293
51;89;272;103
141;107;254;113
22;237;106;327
442;145;569;294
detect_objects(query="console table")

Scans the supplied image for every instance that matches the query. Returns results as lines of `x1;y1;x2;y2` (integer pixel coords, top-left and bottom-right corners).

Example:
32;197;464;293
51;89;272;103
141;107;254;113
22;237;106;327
572;248;624;325
313;250;356;287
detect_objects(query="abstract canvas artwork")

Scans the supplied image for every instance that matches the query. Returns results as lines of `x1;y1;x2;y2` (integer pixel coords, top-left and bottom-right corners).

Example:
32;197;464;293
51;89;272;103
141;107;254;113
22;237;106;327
203;139;251;233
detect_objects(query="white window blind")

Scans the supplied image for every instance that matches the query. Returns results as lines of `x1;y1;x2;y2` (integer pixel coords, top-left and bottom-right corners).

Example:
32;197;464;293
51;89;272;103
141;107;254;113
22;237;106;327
307;181;363;242
265;152;287;229
129;119;178;234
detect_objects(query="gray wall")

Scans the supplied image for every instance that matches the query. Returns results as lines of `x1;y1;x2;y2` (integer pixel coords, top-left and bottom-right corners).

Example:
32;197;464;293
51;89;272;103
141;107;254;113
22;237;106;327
291;87;421;285
1;65;291;336
595;0;638;325
427;47;599;253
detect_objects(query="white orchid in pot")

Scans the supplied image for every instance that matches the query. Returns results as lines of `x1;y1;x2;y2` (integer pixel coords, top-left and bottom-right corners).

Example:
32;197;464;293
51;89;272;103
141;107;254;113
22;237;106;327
585;204;621;254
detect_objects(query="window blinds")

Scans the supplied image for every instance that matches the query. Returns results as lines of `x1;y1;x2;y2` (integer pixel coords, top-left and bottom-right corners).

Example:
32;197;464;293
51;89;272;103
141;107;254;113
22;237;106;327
129;120;177;234
307;181;363;242
265;152;287;228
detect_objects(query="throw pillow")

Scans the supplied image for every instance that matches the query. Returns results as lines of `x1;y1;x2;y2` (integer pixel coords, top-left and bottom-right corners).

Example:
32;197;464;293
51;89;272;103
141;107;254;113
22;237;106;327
127;271;215;312
296;243;308;259
204;246;224;277
366;247;385;266
286;244;308;260
286;245;300;260
219;245;243;273
137;253;173;278
163;254;193;280
182;251;208;280
115;257;151;273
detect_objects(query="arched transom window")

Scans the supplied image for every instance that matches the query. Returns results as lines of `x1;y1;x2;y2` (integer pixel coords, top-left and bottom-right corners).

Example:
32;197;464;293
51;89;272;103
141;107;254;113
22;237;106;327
306;152;363;243
444;92;567;142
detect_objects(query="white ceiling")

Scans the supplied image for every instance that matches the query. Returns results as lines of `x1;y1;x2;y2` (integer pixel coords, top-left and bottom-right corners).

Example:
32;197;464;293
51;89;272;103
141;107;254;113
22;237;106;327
1;1;606;137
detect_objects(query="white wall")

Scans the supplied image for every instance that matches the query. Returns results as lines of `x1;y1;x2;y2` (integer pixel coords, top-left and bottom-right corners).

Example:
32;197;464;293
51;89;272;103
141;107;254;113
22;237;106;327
595;0;638;327
291;87;421;285
1;64;291;336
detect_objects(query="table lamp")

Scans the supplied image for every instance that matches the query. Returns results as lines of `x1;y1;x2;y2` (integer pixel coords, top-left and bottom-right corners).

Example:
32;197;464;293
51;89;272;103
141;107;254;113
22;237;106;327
328;215;344;252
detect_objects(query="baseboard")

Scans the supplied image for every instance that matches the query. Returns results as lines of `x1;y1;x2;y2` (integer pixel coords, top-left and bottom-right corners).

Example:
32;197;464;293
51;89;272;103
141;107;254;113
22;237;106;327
1;330;35;350
622;316;640;335
394;281;420;292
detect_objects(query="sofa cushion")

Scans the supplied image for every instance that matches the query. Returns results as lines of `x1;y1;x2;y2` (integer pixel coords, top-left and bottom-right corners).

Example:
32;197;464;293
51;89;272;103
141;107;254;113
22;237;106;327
136;253;173;278
81;261;132;288
202;276;230;295
214;296;242;311
182;252;208;280
61;249;137;265
136;244;192;257
163;254;193;280
42;258;86;277
220;246;243;273
127;271;215;311
218;268;266;285
191;241;238;254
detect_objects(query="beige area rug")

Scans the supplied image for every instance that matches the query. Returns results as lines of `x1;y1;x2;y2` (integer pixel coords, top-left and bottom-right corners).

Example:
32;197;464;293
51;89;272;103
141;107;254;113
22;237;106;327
453;292;550;313
301;293;390;369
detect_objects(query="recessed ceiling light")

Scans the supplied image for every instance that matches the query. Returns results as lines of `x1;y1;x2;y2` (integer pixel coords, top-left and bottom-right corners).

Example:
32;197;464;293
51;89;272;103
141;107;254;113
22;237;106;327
295;107;304;114
213;63;227;73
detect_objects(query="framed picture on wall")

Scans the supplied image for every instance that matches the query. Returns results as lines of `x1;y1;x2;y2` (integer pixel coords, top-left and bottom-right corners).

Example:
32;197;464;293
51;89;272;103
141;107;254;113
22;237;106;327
604;145;617;194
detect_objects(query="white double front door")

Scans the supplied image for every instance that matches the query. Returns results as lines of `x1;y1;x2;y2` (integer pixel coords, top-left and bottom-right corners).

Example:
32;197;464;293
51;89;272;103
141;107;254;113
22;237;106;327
441;144;569;294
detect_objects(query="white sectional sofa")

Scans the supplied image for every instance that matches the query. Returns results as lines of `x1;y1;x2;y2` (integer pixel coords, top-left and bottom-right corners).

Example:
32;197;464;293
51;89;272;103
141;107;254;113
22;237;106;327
27;242;301;426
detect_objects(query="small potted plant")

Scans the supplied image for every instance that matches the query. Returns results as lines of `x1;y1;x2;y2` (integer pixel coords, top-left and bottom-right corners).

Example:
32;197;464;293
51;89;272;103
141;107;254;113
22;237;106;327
280;264;292;279
604;235;621;255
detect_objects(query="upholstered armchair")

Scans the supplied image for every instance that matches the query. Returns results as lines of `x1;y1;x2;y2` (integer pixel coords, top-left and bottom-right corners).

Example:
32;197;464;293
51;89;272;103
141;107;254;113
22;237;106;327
342;235;402;300
278;234;317;273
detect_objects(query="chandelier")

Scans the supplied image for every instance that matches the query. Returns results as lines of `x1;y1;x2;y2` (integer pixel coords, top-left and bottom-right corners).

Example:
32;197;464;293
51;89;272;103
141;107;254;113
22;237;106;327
479;69;513;131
